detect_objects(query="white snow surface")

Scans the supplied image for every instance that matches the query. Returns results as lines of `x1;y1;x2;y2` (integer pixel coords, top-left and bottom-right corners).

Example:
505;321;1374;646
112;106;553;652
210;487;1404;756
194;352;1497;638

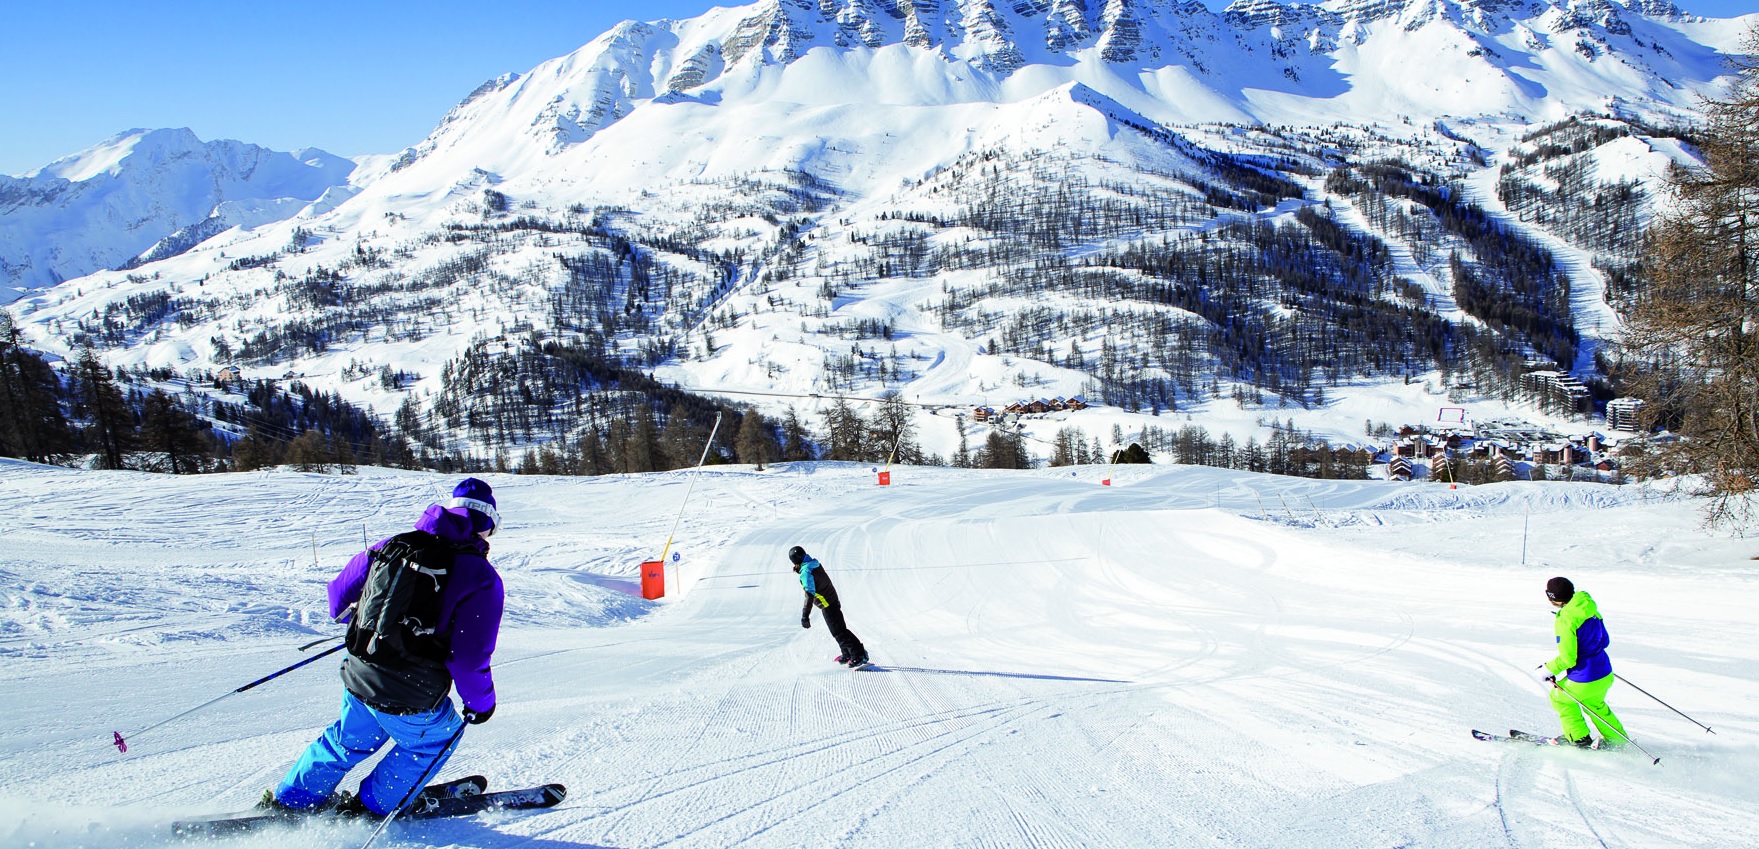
2;459;1755;848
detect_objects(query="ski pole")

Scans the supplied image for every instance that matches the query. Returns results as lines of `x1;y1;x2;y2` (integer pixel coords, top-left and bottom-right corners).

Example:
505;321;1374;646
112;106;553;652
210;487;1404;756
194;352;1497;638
358;720;467;849
1549;678;1660;765
1616;673;1714;734
112;639;345;754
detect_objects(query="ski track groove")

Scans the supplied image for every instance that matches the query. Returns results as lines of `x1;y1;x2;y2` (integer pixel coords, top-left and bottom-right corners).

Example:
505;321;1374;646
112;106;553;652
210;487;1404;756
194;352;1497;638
538;699;1046;847
1564;771;1614;849
691;702;1055;849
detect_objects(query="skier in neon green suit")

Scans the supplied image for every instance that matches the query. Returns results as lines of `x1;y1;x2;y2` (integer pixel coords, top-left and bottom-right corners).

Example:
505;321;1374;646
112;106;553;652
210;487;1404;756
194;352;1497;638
1538;577;1628;747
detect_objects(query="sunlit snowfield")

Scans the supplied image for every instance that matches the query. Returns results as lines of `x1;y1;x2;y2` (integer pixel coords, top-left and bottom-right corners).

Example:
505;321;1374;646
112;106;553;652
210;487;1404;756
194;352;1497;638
2;458;1755;848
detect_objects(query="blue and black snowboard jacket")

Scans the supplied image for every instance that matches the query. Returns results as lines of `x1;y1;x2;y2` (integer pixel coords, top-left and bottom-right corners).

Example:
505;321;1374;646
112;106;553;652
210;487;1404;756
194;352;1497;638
795;557;842;615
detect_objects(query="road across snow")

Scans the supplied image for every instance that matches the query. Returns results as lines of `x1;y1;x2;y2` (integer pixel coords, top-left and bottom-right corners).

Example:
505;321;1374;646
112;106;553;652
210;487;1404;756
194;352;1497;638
1;460;1755;848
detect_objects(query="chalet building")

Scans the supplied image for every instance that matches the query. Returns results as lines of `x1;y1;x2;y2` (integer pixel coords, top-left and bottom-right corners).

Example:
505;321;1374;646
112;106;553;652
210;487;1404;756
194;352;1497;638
1492;455;1516;481
1388;456;1414;481
987;397;1088;419
215;366;242;385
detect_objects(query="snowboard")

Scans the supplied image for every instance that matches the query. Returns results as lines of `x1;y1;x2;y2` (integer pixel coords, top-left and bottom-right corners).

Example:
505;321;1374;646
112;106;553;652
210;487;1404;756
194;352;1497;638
834;655;873;670
171;776;562;838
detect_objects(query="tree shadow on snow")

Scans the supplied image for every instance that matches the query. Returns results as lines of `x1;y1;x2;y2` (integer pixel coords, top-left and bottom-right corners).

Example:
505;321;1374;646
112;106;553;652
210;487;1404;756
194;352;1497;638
876;665;1129;684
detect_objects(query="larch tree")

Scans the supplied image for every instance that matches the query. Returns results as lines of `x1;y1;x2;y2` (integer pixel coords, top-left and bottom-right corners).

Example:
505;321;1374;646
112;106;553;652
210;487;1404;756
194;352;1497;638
1620;27;1759;524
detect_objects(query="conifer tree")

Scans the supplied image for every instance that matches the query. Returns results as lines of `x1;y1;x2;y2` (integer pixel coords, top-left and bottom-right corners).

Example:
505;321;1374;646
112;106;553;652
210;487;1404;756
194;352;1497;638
1621;28;1759;522
820;398;866;461
618;405;661;473
659;405;708;470
284;429;331;473
868;394;920;465
780;407;815;462
576;427;612;475
231;426;281;471
734;410;779;470
71;345;135;470
1050;426;1086;466
139;389;210;474
979;428;1031;469
0;310;73;462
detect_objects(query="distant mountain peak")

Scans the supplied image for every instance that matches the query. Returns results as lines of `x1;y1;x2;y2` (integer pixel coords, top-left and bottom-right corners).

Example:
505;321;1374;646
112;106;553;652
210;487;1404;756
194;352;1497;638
0;131;354;298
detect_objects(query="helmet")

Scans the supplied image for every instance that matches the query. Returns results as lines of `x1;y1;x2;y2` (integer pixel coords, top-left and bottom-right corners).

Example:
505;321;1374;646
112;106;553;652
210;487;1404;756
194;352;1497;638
787;546;807;566
1545;576;1574;604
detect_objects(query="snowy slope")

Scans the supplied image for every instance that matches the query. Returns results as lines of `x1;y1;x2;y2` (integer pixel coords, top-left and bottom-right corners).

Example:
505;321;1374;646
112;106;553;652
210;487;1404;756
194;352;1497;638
1;459;1754;847
0;129;357;302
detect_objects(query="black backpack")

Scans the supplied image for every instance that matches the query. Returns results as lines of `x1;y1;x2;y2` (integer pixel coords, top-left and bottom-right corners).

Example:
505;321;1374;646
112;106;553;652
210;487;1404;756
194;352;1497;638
345;531;458;666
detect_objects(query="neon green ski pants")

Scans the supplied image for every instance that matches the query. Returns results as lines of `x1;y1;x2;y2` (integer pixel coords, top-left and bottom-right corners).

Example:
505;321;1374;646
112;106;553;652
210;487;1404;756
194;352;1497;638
1550;674;1627;743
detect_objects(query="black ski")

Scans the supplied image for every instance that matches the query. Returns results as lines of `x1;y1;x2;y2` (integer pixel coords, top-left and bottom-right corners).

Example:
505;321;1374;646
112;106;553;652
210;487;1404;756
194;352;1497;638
172;775;491;838
405;783;566;818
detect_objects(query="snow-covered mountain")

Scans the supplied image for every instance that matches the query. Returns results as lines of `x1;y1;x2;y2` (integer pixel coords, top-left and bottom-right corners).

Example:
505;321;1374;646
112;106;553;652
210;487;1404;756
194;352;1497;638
0;129;356;301
5;0;1756;460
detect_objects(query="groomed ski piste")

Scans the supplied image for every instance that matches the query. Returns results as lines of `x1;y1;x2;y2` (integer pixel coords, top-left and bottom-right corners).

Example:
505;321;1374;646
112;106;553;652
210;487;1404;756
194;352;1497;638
1;458;1755;848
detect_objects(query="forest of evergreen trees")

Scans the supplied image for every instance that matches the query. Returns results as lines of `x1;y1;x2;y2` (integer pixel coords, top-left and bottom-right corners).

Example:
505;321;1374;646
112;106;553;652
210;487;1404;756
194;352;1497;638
6;304;1381;482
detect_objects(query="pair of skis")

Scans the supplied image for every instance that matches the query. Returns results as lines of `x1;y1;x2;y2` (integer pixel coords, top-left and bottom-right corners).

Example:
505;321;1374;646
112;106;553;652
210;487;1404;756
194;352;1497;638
1472;728;1584;746
171;775;565;838
1472;728;1657;764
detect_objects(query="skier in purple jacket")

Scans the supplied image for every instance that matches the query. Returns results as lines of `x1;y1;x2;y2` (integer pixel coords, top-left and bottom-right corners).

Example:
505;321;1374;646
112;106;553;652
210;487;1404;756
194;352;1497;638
262;478;506;816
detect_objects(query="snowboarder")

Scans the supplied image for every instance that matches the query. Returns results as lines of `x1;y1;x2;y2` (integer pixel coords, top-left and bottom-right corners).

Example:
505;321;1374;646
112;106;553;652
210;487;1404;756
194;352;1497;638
1536;576;1628;747
261;478;506;816
790;545;867;667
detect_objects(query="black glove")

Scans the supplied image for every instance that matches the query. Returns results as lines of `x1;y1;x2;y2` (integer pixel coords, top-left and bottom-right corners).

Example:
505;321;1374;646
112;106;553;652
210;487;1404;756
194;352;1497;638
463;704;495;725
801;612;811;629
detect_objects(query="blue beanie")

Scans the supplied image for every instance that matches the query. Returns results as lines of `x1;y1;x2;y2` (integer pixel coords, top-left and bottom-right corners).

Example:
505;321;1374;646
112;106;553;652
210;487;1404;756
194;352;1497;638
447;478;499;536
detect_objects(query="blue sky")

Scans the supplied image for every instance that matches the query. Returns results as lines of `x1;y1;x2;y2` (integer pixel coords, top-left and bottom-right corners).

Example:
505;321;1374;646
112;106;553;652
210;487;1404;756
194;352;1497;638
2;0;1755;176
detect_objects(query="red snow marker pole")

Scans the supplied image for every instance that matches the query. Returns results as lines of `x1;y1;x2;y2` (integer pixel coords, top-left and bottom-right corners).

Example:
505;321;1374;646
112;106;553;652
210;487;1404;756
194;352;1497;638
640;560;665;599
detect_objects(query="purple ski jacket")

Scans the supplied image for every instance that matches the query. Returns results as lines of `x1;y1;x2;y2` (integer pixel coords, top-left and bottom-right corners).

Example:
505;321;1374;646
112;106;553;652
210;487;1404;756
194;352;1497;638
329;504;505;713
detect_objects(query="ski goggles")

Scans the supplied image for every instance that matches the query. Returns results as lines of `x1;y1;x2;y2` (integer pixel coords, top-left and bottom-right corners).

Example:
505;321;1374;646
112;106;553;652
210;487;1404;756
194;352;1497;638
447;496;501;536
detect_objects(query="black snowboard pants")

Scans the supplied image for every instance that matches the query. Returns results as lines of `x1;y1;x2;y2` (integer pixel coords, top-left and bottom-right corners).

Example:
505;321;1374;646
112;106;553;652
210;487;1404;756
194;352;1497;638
820;605;866;661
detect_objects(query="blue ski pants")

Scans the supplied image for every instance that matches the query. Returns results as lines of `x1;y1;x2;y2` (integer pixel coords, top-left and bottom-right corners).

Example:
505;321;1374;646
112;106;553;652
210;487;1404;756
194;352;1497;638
275;691;464;815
